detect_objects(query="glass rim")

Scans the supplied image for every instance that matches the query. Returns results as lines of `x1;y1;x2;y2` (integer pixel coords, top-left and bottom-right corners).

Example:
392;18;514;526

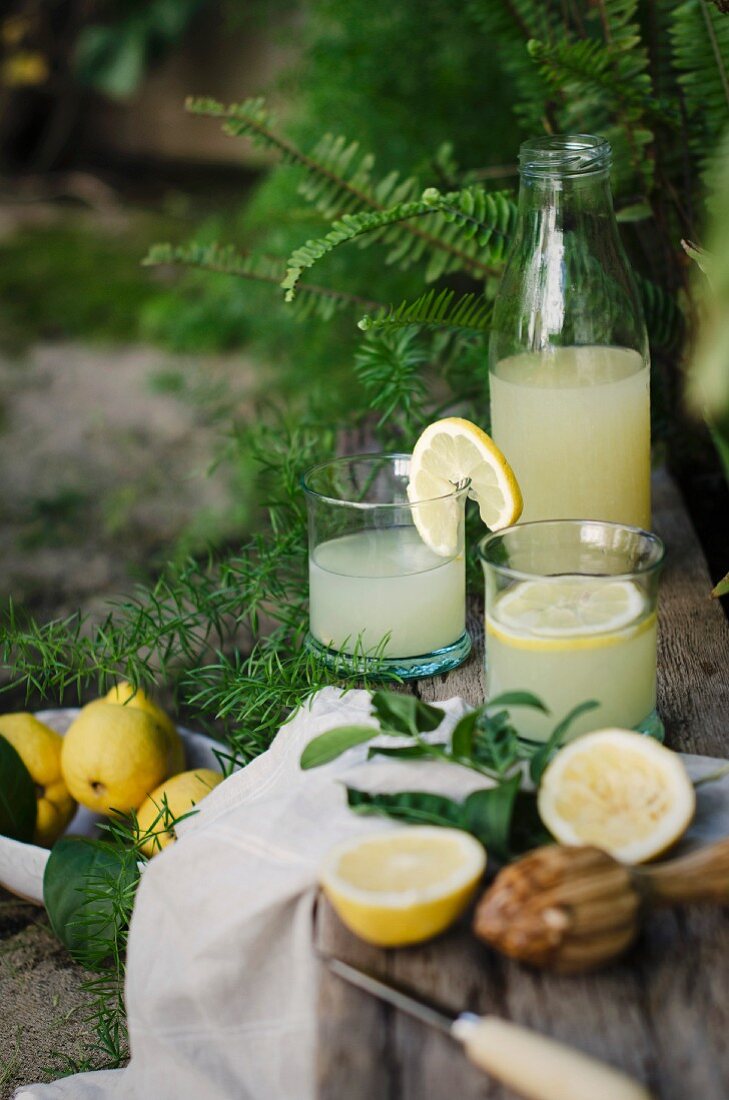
301;452;471;510
477;518;666;582
519;133;612;178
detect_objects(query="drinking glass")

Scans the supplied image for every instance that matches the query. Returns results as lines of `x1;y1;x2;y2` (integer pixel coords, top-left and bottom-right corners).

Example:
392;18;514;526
303;453;471;678
479;520;664;742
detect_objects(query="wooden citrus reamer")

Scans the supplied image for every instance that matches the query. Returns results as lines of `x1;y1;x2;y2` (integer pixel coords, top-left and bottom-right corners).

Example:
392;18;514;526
474;837;729;972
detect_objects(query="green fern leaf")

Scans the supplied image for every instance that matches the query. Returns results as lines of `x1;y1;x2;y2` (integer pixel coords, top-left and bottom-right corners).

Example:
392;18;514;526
671;0;729;180
465;0;560;130
282;187;517;302
143;241;382;322
359;289;492;334
527;26;661;192
637;274;685;353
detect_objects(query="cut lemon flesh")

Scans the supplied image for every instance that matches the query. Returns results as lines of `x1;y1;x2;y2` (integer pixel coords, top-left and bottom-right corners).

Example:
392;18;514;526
320;826;486;946
489;577;649;650
408;418;522;555
538;729;695;864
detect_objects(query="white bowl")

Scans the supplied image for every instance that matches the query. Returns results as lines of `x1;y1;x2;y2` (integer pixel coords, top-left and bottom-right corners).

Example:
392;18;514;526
0;708;224;905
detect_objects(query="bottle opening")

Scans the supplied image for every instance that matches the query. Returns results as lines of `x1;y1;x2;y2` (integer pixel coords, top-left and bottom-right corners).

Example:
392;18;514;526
519;134;612;178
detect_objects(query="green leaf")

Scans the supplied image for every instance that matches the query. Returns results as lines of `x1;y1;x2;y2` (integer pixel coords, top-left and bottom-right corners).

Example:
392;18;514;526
371;691;444;735
0;733;37;842
471;710;526;775
616;202;653;222
43;838;139;965
529;700;600;785
300;725;378;769
346;787;463;828
510;791;553;854
367;744;444;761
486;691;549;712
712;571;729;598
450;711;479;759
461;775;521;861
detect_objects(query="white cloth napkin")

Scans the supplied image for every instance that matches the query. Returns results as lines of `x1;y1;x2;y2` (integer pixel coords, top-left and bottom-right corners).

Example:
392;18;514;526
14;688;729;1100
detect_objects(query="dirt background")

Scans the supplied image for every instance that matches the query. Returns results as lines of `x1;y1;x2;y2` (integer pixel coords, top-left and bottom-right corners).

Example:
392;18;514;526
0;338;256;1096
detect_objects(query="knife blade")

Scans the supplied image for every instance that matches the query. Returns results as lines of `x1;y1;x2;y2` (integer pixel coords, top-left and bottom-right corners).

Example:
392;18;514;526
321;954;652;1100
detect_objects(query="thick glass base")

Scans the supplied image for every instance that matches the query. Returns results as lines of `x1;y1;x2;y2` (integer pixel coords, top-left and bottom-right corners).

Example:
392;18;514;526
305;630;472;681
635;708;665;741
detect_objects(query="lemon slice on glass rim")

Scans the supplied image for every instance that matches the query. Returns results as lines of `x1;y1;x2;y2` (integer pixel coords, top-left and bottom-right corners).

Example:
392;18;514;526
537;729;695;864
320;826;486;946
408;417;523;556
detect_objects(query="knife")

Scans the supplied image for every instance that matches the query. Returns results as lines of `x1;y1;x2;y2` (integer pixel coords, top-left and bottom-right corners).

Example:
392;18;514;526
322;955;652;1100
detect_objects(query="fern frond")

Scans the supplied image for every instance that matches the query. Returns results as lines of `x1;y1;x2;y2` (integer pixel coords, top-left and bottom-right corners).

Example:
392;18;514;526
282;187;517;301
528;25;660;192
187;97;516;282
637;275;685;353
465;0;560;129
144;241;382;321
671;0;729;179
358;289;491;334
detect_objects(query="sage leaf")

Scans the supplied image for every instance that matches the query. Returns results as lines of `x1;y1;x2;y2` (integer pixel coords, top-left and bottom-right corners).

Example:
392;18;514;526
300;725;380;769
529;699;600;785
486;691;548;713
0;733;37;842
472;710;524;775
367;743;444;761
510;791;553;853
462;775;521;861
371;691;443;735
43;837;139;965
451;711;479;759
346;787;463;828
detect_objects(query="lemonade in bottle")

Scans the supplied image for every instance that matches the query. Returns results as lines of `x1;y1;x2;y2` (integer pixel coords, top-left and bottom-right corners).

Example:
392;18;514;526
489;136;651;527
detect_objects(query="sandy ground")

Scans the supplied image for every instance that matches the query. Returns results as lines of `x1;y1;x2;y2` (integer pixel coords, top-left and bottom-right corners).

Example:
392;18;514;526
0;340;258;1096
0;341;255;616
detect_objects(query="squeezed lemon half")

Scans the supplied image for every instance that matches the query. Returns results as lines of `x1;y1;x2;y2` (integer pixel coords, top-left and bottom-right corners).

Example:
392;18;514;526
320;827;486;946
408;418;522;556
538;729;695;864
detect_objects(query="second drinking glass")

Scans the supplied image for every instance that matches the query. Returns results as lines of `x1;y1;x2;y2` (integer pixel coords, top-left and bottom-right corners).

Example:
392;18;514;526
479;520;665;742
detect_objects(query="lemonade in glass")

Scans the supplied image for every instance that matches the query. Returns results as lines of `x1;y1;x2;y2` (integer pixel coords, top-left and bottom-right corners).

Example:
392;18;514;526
479;520;664;742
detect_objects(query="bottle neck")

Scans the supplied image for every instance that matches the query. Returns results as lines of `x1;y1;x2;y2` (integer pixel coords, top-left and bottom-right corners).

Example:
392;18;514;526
516;170;616;232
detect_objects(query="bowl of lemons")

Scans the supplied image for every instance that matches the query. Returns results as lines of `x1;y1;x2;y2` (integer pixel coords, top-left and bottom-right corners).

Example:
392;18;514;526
0;683;225;904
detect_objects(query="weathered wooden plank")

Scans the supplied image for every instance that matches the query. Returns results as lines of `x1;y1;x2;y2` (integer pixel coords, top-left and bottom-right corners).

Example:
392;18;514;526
317;470;729;1100
651;470;729;756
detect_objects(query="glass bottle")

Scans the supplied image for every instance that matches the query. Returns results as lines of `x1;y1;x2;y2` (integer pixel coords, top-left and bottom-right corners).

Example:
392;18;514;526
489;134;651;527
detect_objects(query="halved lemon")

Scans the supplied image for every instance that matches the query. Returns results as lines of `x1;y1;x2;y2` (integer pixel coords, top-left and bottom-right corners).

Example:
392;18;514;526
320;827;486;946
408;418;522;555
490;577;649;650
538;729;695;864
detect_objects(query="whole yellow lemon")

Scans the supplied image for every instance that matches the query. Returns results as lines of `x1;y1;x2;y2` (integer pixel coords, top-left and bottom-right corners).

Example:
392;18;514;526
135;768;223;857
61;701;171;816
0;713;76;846
104;681;185;774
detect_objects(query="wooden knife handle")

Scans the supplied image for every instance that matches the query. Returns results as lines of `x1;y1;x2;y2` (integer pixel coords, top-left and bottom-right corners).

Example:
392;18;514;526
452;1015;652;1100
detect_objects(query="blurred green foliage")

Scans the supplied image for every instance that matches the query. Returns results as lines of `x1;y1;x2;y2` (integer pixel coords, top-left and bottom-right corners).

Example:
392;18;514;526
0;217;183;350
